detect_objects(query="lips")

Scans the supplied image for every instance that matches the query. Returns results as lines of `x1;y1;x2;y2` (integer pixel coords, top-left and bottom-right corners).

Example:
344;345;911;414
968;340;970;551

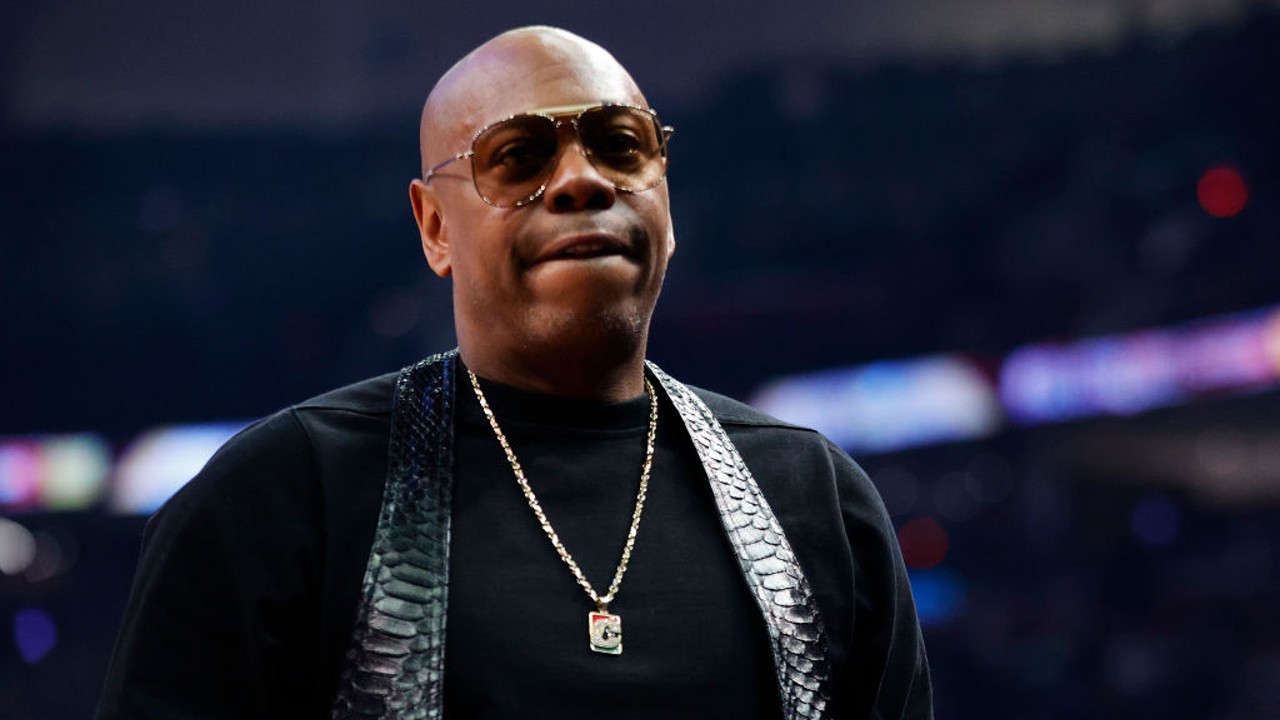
535;232;635;263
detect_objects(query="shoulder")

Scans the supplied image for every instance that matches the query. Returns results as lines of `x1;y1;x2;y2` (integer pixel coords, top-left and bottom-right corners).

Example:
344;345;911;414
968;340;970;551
689;384;813;432
217;371;398;467
293;371;399;417
687;384;850;462
685;382;880;501
159;371;399;517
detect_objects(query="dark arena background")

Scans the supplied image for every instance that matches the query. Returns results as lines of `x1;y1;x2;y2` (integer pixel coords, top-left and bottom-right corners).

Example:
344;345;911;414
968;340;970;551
3;1;1280;717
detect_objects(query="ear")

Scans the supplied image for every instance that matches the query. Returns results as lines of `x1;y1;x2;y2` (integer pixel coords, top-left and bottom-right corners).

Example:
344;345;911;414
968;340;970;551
410;179;452;277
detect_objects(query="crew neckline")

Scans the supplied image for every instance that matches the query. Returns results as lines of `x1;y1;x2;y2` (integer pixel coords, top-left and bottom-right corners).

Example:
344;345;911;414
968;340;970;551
457;365;652;433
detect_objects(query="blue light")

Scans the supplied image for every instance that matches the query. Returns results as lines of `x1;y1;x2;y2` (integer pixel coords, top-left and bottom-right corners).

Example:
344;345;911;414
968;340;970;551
751;355;1000;454
113;421;251;513
14;608;57;664
907;568;966;627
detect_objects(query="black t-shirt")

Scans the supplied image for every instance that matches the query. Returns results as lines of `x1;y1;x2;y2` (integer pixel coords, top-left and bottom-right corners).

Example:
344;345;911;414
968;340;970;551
95;366;932;719
446;375;778;718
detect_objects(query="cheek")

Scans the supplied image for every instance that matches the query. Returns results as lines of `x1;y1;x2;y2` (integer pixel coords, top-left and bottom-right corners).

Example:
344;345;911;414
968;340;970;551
448;223;519;296
639;200;674;263
639;189;672;232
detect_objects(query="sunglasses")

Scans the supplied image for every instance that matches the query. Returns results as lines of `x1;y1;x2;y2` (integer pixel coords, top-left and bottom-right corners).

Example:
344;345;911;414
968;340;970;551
423;102;674;208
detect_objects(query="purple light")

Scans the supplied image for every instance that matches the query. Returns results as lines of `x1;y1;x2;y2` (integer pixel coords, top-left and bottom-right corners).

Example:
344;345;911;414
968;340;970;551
14;608;57;664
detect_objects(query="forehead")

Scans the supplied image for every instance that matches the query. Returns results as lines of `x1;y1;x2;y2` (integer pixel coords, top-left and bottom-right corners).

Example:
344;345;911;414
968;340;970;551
438;37;645;144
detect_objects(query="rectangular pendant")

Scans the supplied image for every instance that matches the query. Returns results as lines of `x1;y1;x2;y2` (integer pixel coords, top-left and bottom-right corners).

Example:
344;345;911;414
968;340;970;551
588;611;623;655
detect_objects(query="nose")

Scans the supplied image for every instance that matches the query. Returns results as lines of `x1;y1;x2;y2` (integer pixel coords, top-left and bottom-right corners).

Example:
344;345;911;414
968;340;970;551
541;133;617;212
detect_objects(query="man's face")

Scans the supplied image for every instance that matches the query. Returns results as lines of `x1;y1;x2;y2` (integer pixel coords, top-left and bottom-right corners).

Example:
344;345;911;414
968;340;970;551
414;36;675;370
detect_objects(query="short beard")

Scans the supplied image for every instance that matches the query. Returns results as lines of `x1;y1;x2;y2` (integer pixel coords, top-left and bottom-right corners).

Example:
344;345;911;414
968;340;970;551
522;300;649;369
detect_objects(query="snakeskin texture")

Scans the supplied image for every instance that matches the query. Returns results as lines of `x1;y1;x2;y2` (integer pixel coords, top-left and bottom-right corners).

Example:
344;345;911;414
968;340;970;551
333;352;831;718
331;350;457;720
648;362;833;720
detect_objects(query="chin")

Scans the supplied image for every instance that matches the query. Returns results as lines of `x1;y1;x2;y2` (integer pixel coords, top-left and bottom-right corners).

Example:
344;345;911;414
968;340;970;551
529;301;651;358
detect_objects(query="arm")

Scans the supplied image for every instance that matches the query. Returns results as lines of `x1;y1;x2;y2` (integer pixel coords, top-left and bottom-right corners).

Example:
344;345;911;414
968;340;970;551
95;411;327;719
830;442;933;719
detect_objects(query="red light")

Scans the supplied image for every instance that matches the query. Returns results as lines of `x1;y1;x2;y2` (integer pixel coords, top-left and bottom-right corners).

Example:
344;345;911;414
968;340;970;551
1197;165;1248;218
897;516;949;569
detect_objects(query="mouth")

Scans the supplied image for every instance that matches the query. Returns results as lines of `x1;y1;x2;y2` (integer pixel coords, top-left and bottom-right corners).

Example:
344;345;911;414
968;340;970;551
536;233;636;263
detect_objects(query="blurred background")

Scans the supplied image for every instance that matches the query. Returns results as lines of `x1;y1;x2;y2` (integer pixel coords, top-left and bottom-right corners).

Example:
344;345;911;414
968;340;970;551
3;0;1279;717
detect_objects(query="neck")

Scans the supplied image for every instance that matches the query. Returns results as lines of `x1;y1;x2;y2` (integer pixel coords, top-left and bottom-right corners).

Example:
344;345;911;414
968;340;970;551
459;343;648;403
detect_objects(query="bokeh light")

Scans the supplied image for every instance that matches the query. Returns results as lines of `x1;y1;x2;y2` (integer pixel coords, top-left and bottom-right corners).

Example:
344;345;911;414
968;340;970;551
965;454;1016;504
1197;165;1248;218
41;435;112;510
0;519;38;575
898;516;949;569
908;569;967;627
934;472;981;522
14;608;58;664
368;286;421;338
0;441;41;511
874;465;920;517
25;531;73;583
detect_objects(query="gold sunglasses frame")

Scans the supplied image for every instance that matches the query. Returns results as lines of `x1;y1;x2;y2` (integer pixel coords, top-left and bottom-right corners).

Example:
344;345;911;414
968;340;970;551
422;102;675;208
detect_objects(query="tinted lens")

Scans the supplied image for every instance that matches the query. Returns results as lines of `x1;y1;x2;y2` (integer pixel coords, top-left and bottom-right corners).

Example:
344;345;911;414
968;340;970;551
468;106;669;207
578;107;667;192
471;115;559;206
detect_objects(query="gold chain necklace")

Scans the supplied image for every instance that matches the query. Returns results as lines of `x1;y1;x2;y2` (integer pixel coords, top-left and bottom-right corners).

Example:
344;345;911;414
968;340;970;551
467;370;658;655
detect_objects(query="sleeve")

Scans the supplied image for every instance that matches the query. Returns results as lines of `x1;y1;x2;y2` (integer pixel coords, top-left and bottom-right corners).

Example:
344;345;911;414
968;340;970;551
829;440;934;719
94;410;329;720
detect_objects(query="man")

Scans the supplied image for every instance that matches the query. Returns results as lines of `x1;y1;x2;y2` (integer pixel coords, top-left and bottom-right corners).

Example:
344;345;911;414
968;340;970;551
97;26;932;719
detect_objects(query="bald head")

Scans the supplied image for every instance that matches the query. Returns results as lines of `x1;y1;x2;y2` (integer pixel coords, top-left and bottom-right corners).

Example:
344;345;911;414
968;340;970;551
407;27;675;401
419;26;647;176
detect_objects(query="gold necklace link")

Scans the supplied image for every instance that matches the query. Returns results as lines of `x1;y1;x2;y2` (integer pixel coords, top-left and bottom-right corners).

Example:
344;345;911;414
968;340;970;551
467;370;658;612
